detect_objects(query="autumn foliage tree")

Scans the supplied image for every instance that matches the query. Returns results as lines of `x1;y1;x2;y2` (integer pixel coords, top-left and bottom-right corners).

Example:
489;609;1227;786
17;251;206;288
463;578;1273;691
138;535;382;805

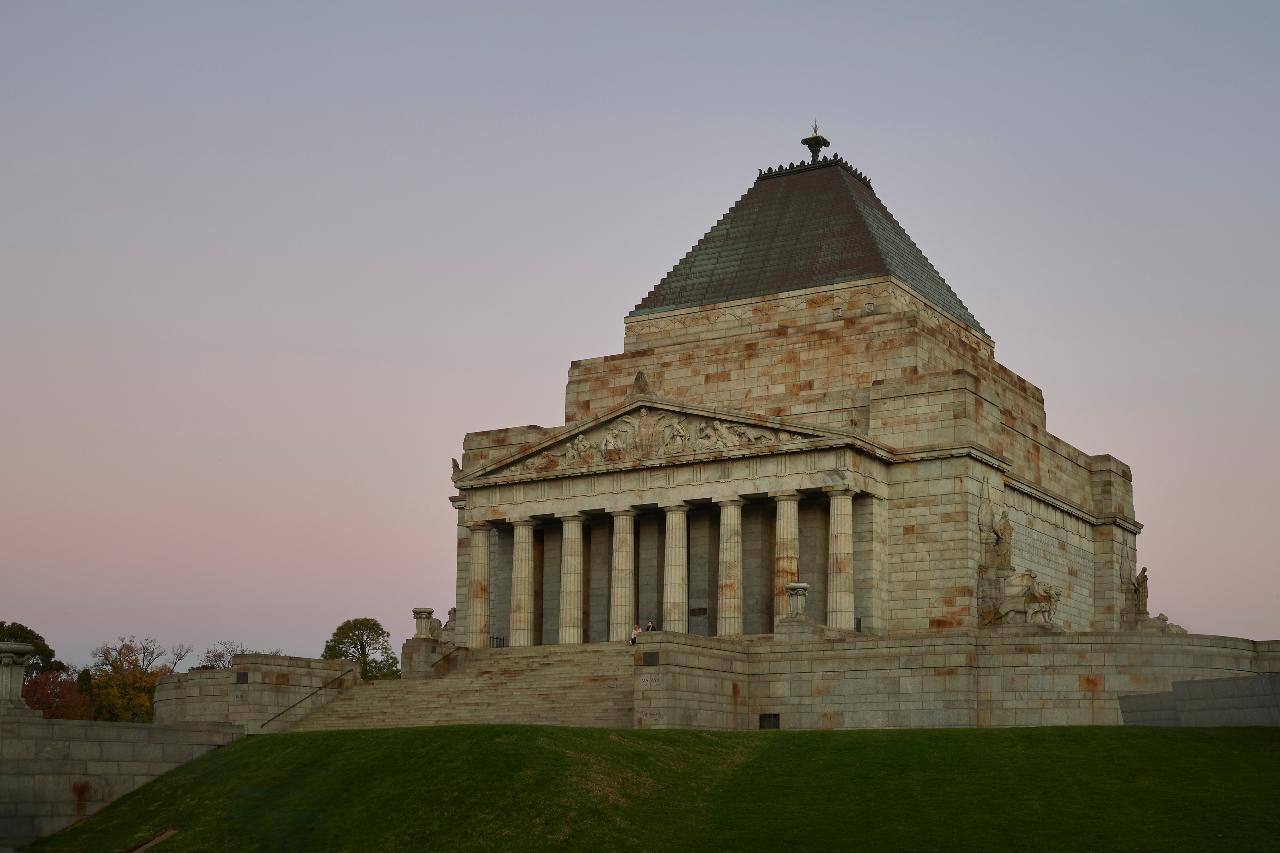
86;636;191;722
22;670;94;720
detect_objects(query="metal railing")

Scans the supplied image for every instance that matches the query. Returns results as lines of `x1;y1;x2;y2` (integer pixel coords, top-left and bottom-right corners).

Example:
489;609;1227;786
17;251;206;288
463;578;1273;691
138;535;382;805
259;668;354;730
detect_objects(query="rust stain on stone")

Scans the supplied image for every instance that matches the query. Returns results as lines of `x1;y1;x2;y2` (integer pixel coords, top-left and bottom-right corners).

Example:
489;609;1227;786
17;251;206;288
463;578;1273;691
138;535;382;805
71;781;92;818
1079;674;1103;695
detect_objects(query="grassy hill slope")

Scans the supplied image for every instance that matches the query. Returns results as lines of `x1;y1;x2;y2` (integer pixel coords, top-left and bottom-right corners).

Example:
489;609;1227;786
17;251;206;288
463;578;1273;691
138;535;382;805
29;726;1280;853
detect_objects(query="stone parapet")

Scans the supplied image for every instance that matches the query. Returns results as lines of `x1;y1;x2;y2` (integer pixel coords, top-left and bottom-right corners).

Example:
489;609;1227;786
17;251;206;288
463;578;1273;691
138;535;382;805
154;654;359;734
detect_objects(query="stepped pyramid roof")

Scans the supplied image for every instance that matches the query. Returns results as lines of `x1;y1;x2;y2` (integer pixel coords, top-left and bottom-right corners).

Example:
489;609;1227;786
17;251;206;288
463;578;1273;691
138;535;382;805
630;138;984;335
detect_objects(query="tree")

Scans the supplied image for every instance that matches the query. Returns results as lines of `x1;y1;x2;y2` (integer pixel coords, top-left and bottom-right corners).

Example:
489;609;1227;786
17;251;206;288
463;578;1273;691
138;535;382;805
87;636;190;722
22;669;94;720
0;621;67;677
193;640;284;670
322;618;400;680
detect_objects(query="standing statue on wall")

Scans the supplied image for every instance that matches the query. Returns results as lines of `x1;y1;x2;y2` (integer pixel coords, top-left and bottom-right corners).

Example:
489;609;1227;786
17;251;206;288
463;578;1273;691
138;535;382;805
1132;566;1150;616
992;511;1014;568
442;607;457;645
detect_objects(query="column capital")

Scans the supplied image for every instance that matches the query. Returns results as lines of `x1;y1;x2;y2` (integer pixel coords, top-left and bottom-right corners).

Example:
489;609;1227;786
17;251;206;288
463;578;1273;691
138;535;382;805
510;517;536;529
661;503;690;514
770;490;801;502
610;508;638;518
449;494;467;510
556;512;587;522
466;520;491;532
823;486;856;497
716;497;745;507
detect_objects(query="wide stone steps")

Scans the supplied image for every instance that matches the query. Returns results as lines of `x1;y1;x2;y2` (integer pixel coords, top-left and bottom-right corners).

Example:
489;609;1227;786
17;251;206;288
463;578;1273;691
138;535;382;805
291;644;636;731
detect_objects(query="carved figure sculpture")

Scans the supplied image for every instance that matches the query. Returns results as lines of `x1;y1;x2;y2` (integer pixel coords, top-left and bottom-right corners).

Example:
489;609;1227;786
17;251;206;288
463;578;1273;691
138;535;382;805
425;609;443;641
712;420;738;448
697;421;719;449
1132;566;1149;615
451;458;462;478
998;570;1061;625
601;428;625;461
660;415;690;454
992;511;1014;568
442;607;457;645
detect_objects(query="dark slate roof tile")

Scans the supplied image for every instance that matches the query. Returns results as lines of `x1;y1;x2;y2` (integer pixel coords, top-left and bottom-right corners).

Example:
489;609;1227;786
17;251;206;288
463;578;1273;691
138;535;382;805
630;159;985;335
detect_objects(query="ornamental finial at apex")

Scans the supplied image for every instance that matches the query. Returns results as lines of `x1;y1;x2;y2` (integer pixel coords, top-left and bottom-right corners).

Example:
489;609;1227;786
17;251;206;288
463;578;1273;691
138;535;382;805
800;122;830;164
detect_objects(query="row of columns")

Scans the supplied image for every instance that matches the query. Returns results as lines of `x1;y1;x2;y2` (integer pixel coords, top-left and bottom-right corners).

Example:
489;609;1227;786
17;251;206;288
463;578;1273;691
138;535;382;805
467;490;858;649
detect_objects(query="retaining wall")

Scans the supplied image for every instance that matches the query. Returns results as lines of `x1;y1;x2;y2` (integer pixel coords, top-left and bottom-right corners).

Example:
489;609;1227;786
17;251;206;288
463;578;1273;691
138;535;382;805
632;628;1279;730
1119;673;1280;726
0;717;240;849
154;654;359;734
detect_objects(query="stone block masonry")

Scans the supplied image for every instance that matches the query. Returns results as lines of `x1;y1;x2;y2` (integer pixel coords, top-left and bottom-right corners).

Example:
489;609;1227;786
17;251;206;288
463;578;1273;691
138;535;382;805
154;654;359;734
0;717;241;849
1119;674;1280;727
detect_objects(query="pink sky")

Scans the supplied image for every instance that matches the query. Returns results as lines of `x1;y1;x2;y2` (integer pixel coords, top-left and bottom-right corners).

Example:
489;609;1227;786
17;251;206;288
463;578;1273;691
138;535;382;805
3;2;1276;667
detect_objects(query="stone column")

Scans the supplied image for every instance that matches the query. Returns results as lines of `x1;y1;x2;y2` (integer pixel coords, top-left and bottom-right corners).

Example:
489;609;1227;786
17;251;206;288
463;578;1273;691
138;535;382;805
450;495;469;653
510;519;536;647
772;491;800;628
662;505;690;633
558;514;585;644
827;489;856;630
466;522;491;649
609;510;637;641
716;498;744;636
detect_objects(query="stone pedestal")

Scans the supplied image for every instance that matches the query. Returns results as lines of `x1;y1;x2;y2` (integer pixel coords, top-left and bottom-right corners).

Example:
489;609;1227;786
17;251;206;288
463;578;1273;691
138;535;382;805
0;642;40;717
413;608;442;640
784;582;810;618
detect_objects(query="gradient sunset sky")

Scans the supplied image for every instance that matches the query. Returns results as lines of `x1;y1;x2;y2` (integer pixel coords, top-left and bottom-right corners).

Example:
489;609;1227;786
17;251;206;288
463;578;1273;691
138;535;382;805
3;1;1277;667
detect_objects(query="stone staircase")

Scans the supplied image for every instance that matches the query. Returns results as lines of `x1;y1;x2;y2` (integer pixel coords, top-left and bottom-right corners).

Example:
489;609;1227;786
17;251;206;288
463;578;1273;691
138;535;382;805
290;644;636;731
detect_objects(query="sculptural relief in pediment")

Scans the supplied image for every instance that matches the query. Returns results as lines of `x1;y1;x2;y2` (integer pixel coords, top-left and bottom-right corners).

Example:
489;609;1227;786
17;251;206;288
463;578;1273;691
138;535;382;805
493;406;823;478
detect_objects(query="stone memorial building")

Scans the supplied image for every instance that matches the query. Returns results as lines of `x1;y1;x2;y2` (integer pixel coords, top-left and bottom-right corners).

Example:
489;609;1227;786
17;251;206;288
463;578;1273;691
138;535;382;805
162;131;1275;734
449;131;1144;648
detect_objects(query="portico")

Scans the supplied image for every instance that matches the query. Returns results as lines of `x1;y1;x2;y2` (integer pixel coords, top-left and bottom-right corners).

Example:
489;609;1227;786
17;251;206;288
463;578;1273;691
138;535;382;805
453;401;889;649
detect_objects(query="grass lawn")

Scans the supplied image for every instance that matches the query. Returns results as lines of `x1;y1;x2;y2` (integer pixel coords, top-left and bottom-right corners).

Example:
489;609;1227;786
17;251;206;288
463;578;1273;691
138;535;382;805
28;725;1280;853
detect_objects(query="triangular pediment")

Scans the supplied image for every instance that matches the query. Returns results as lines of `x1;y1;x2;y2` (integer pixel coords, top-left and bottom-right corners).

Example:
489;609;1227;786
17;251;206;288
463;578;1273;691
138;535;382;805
456;397;862;485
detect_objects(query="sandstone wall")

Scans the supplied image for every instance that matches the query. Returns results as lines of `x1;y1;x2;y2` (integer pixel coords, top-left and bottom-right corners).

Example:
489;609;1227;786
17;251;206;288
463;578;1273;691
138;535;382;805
154;654;359;734
630;629;1278;731
0;717;240;849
